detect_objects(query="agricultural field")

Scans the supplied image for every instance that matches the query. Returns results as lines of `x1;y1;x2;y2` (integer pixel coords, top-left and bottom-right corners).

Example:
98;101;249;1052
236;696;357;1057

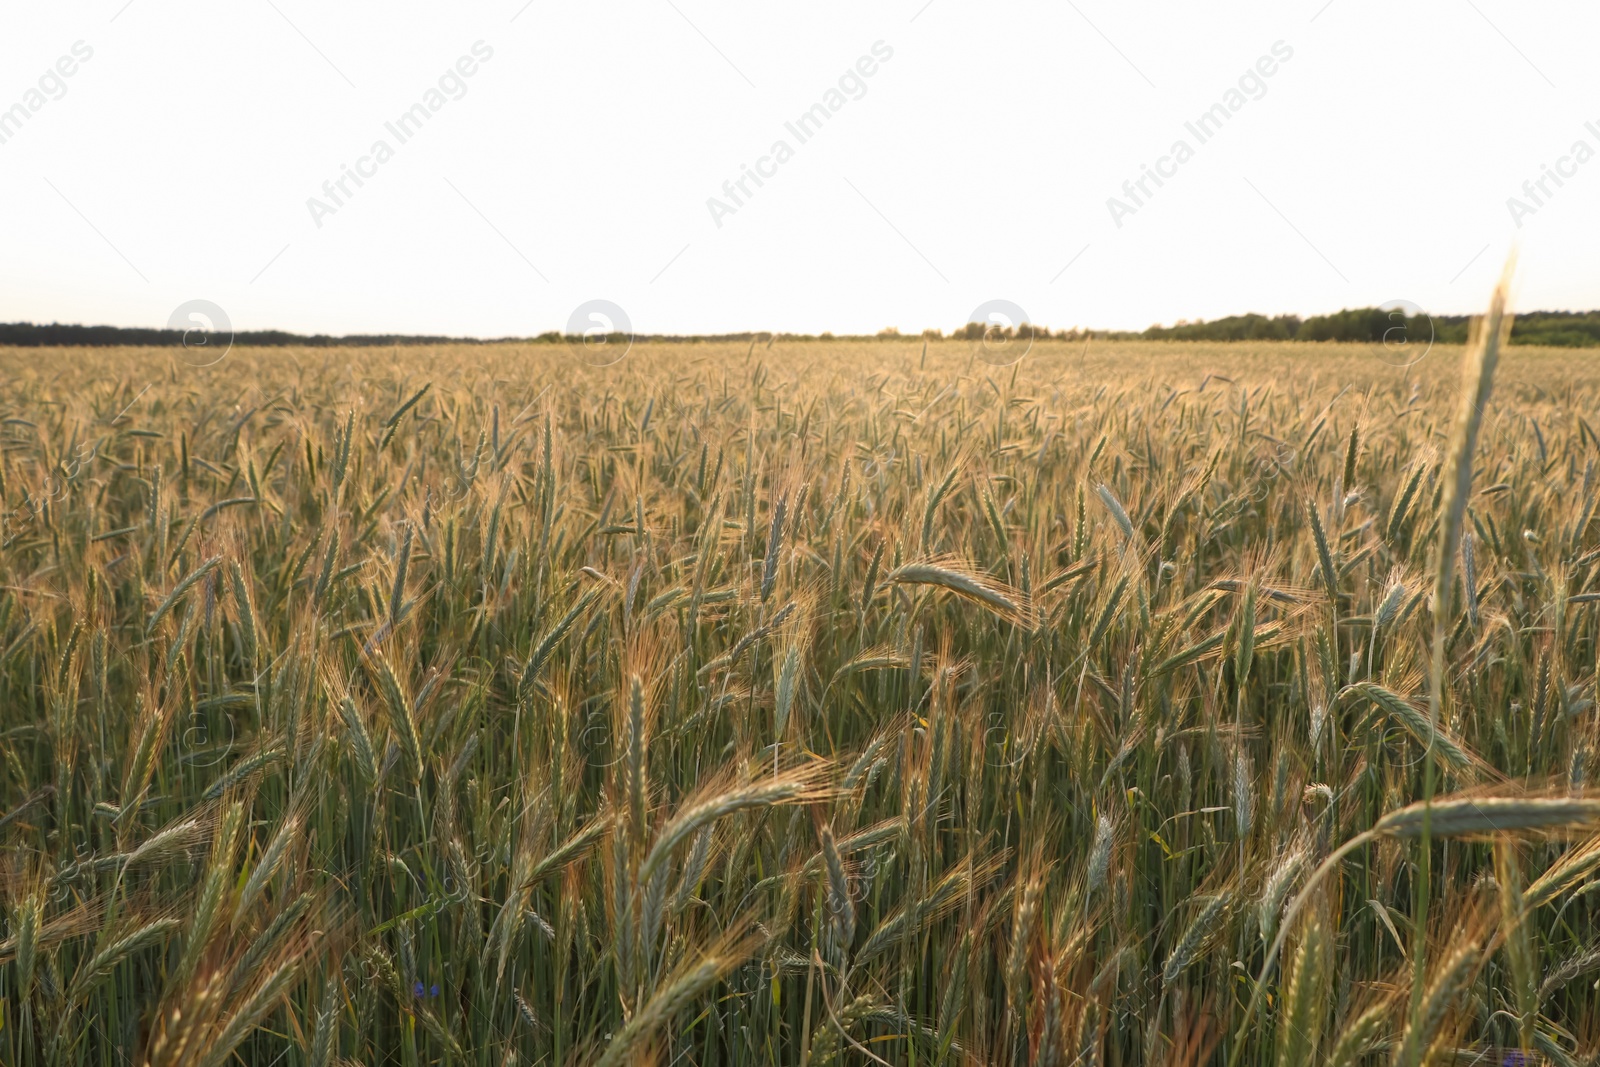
2;320;1600;1066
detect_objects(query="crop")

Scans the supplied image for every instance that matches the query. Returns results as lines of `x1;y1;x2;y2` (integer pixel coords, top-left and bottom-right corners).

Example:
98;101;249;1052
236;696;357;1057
2;304;1599;1065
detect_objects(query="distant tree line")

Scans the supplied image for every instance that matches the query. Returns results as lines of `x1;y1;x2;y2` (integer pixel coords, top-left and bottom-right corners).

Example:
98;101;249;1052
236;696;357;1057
3;310;1597;348
1131;308;1600;347
0;323;493;347
0;323;1068;347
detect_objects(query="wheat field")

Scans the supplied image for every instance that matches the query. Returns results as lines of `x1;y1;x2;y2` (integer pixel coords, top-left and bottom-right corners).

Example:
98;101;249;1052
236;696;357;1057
1;326;1598;1066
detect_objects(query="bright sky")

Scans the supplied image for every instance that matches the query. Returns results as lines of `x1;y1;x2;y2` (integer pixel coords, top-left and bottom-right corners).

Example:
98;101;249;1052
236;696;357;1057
1;1;1595;338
